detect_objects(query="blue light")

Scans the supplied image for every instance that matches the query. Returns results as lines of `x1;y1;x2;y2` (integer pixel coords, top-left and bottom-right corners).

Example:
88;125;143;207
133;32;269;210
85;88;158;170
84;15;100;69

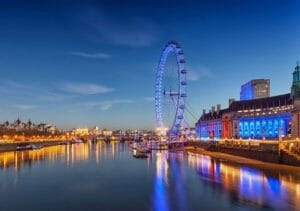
239;114;291;139
239;122;243;135
154;154;169;211
255;121;261;137
244;122;249;136
240;81;254;100
197;113;291;140
267;176;281;195
197;120;222;140
250;121;254;136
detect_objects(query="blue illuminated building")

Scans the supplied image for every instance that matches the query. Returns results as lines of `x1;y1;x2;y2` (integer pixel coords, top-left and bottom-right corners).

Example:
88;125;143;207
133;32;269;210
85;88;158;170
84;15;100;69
195;63;300;141
240;79;270;101
239;114;291;139
240;81;254;100
196;92;293;140
196;106;226;140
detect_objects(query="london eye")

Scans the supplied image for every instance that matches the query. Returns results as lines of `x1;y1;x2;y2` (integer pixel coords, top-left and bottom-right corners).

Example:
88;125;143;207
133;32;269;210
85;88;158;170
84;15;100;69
155;40;187;138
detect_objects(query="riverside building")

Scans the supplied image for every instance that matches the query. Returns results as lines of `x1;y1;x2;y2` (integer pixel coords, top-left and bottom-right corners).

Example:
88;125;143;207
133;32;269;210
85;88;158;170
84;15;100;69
196;63;300;140
240;79;270;100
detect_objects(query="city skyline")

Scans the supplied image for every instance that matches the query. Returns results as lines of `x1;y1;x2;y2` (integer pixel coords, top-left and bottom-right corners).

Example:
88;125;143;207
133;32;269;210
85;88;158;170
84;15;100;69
1;0;300;130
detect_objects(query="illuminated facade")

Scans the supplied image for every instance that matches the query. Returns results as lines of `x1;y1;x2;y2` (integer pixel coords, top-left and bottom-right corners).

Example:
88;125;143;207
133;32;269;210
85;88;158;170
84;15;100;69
240;79;270;100
103;129;113;136
196;63;300;140
72;128;89;136
238;114;291;139
196;107;224;140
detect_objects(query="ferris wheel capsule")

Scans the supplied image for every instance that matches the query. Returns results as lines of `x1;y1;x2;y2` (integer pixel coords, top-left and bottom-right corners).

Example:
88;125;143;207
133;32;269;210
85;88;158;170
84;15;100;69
181;69;187;74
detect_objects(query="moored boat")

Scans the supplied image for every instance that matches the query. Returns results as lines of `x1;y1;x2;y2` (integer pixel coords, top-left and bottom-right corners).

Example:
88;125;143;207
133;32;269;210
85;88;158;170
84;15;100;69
129;142;137;149
133;153;148;159
16;144;43;151
136;146;151;153
71;139;83;144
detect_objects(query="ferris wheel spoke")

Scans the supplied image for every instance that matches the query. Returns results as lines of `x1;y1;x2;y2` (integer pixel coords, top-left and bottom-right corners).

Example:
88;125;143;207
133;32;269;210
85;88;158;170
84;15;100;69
163;91;179;97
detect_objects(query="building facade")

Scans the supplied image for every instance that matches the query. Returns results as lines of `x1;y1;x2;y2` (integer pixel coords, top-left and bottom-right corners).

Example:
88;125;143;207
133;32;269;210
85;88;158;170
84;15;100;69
196;64;300;140
240;79;270;100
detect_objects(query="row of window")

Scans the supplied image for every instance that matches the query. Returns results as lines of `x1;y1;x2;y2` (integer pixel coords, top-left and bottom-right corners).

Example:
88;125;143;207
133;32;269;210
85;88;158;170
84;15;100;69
239;115;291;138
196;114;292;140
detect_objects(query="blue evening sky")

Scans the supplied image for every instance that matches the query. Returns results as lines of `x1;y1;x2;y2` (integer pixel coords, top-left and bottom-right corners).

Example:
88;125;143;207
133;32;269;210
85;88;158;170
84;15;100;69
0;0;299;130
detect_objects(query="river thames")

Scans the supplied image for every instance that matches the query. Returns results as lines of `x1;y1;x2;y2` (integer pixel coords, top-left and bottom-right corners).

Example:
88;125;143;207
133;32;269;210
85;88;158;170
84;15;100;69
0;141;300;210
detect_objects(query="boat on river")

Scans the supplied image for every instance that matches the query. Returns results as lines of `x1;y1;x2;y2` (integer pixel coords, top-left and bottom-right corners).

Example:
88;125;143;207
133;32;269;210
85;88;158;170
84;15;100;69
16;144;43;151
71;139;83;144
136;146;151;153
129;142;137;149
133;153;148;159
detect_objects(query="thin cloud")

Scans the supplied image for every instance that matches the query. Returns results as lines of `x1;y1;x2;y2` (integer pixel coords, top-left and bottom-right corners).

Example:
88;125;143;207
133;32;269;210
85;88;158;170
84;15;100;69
12;104;38;110
186;66;215;81
80;100;134;111
70;51;112;59
144;97;154;102
0;80;31;95
163;65;215;82
97;100;134;111
197;67;215;79
187;70;200;81
60;82;114;95
81;9;159;47
36;91;72;102
0;80;71;102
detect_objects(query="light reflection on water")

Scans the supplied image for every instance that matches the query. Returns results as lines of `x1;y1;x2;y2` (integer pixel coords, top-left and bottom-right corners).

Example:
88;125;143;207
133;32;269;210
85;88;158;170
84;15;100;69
186;152;300;210
0;142;299;210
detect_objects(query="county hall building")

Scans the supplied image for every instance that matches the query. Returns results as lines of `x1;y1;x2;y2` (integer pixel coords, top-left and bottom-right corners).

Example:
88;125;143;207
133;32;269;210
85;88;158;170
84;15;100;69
195;63;300;140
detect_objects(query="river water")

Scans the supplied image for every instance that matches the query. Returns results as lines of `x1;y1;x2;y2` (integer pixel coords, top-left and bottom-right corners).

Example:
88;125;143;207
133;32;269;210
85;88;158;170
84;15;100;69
0;141;299;211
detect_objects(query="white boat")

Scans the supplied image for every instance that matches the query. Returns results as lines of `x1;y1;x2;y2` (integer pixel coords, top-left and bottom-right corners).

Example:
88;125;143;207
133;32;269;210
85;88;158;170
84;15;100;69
16;144;42;151
31;144;43;150
129;142;137;149
72;139;83;143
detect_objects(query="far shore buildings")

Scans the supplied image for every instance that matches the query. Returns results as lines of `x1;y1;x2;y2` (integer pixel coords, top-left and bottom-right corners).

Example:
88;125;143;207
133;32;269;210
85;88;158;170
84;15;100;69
196;63;300;140
0;118;58;134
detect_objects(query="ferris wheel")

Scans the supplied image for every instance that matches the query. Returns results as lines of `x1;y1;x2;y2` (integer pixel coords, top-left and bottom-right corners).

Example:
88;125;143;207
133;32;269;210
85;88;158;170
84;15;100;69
155;40;187;138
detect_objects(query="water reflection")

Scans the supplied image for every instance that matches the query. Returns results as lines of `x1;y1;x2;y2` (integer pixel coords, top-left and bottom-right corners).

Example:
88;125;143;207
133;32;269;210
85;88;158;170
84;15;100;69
153;152;187;211
154;152;169;211
187;152;300;209
0;142;300;210
0;141;123;171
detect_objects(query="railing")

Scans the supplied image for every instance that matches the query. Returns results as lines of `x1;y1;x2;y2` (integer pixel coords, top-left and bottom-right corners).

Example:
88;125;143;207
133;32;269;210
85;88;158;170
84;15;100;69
195;139;300;155
188;139;280;152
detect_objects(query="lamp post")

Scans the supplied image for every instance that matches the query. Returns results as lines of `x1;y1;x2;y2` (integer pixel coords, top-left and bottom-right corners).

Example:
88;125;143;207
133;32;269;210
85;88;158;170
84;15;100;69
278;126;282;141
262;127;266;141
278;125;282;157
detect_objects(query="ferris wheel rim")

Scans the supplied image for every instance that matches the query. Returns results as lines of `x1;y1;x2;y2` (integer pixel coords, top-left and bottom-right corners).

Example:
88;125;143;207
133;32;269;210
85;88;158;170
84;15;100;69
155;40;187;137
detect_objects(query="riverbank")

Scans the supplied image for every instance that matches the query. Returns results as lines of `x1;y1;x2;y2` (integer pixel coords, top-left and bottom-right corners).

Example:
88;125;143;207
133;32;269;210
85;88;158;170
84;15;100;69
185;146;300;174
0;140;71;153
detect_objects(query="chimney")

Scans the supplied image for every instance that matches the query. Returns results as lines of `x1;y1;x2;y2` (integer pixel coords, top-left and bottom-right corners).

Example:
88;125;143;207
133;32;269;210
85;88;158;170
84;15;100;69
229;98;235;107
202;109;206;115
212;106;215;113
216;104;221;112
